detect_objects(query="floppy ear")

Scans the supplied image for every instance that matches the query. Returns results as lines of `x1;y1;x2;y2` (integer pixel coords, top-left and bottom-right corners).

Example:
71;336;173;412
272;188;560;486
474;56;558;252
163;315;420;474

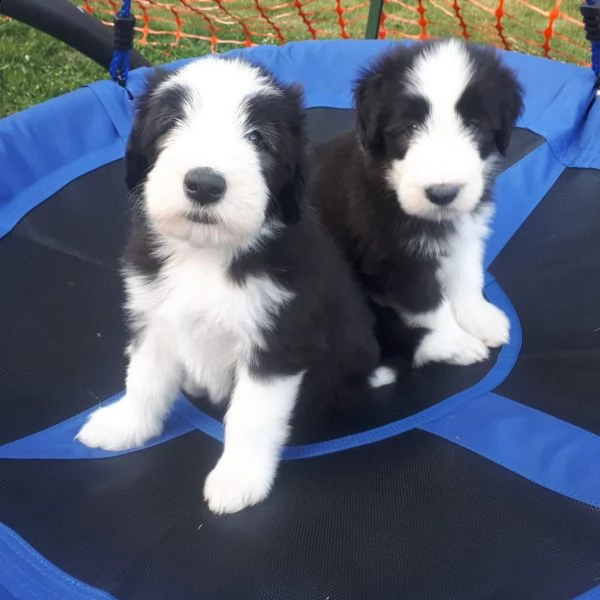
125;68;172;191
354;68;385;155
278;158;305;225
494;68;525;156
124;118;150;192
277;83;307;225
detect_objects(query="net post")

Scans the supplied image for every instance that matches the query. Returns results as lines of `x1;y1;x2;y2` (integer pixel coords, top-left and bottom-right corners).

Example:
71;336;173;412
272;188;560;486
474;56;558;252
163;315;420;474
365;0;384;39
581;0;600;89
110;0;140;87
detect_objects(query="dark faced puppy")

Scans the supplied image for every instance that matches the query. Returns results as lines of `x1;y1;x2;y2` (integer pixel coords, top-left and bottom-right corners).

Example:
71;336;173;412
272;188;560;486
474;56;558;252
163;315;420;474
76;56;386;514
308;38;524;367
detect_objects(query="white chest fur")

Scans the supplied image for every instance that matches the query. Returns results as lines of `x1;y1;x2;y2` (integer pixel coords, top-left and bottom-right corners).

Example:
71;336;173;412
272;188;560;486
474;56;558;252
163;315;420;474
124;245;293;400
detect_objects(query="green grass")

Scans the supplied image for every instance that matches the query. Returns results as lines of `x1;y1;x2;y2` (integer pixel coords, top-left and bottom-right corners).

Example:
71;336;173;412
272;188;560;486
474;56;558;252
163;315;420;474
0;18;210;117
0;19;103;117
0;1;590;118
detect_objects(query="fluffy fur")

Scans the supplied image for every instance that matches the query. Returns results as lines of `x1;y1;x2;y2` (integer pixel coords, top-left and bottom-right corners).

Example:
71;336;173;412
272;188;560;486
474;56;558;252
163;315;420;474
308;38;524;367
75;57;387;514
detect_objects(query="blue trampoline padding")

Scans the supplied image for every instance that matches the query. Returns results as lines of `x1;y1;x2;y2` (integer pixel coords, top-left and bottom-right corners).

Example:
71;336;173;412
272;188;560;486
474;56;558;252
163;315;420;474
0;522;115;600
0;277;521;462
484;140;564;268
126;39;599;146
575;585;600;600
0;585;19;600
1;40;600;242
0;81;131;239
422;393;600;511
0;391;197;460
2;39;600;600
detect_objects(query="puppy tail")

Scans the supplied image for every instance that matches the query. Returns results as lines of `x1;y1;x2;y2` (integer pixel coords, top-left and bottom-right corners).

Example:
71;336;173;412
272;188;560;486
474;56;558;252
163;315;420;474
368;365;397;388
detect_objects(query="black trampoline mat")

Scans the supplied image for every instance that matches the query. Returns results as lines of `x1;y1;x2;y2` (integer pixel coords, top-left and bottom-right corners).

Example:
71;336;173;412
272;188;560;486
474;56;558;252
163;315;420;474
0;161;129;445
493;167;600;434
0;110;544;446
7;106;600;599
0;156;495;446
0;152;495;445
2;429;600;600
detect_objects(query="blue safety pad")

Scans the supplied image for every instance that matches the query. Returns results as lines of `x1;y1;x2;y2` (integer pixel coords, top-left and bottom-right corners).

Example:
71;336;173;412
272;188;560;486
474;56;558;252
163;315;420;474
1;40;600;241
2;40;600;600
0;522;116;600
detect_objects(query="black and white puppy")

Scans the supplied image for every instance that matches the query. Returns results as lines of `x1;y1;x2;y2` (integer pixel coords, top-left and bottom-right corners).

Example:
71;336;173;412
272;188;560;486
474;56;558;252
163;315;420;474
308;38;524;367
76;57;389;514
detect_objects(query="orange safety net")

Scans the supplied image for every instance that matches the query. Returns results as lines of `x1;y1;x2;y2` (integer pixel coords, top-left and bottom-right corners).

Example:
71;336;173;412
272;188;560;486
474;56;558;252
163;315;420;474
80;0;589;65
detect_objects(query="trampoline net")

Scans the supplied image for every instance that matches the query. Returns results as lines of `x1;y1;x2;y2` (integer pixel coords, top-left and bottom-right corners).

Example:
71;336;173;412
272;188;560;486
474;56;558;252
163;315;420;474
80;0;589;64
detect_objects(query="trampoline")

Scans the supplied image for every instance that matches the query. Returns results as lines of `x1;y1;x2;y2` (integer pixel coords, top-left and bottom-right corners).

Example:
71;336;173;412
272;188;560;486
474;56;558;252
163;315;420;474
2;2;600;598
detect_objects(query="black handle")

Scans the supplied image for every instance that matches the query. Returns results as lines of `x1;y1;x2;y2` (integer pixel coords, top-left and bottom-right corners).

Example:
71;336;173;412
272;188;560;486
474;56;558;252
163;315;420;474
0;0;151;72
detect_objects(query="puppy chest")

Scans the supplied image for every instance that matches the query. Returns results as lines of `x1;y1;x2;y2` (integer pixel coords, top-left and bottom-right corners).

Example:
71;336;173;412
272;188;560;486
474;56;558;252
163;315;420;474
157;259;292;352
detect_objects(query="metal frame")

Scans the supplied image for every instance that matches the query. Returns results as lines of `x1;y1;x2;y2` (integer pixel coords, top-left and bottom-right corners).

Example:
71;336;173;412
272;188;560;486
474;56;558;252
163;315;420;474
365;0;384;39
0;0;150;71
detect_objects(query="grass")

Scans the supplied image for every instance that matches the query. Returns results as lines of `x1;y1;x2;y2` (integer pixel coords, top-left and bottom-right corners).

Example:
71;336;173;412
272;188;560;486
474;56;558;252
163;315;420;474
0;19;104;117
0;18;208;117
0;0;590;118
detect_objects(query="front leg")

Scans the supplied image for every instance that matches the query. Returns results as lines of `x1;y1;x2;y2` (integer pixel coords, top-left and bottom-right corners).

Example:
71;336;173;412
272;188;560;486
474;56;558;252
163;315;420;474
404;299;490;367
204;366;304;514
76;326;182;451
438;211;510;348
380;261;489;368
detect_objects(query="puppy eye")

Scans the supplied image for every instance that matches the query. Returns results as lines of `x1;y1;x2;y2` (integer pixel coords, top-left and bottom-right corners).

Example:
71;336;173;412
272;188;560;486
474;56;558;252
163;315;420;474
399;122;419;136
466;120;481;134
245;130;264;146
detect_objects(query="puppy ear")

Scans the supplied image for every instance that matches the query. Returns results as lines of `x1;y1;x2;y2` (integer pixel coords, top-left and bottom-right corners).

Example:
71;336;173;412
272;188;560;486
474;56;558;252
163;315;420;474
278;159;305;225
125;68;171;191
125;118;149;192
284;82;305;111
354;68;385;155
277;82;307;225
495;67;525;155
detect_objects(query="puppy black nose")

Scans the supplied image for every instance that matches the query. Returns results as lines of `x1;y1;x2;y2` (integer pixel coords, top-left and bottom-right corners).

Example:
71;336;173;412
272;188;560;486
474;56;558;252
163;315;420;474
425;184;461;206
183;168;226;204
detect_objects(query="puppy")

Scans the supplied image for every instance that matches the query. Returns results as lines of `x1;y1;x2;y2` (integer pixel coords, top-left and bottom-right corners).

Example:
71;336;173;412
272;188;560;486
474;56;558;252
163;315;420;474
76;56;389;514
308;38;524;367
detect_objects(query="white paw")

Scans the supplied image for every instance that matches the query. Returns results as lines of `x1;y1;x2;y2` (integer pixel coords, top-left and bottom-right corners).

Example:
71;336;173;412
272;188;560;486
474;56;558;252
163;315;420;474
455;299;510;348
414;327;490;367
369;365;397;388
204;455;275;514
75;398;163;452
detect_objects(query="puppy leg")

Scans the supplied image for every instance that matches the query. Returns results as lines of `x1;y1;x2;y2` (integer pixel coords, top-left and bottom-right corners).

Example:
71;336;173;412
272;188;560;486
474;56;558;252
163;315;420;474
76;327;182;451
382;266;488;367
204;366;304;514
406;300;490;367
439;213;510;348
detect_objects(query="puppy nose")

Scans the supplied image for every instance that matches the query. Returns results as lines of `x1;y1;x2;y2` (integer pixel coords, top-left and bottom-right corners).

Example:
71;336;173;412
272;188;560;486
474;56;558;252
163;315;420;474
183;168;226;204
425;184;461;206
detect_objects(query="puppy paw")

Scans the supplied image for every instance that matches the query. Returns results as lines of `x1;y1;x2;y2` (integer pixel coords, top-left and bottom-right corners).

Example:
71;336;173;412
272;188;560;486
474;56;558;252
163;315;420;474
369;365;397;388
204;456;274;514
455;299;510;348
414;327;489;367
75;398;163;452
